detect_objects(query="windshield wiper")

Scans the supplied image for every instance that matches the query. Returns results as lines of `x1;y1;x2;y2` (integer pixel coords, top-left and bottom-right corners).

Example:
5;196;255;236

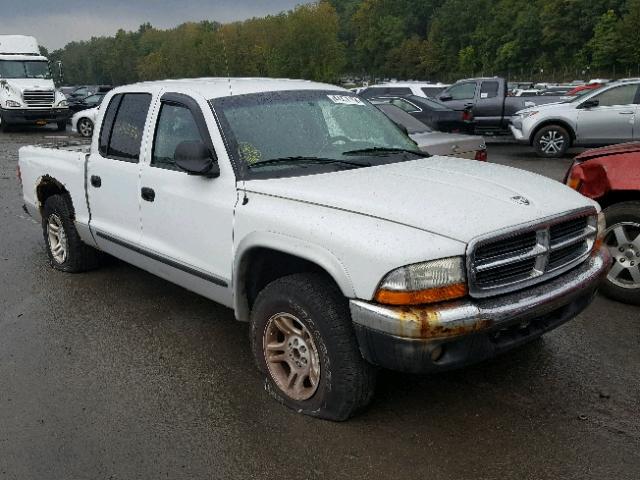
342;147;425;157
250;156;371;169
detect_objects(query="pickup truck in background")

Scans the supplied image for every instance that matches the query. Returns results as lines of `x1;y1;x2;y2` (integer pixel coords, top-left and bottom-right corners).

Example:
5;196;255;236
436;77;566;135
19;78;610;420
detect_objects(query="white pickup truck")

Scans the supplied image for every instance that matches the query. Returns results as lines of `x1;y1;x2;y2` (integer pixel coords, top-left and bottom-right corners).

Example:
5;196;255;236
19;78;611;420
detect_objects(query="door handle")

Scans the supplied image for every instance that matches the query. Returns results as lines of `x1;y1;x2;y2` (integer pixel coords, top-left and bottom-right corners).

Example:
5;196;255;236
141;187;155;202
619;111;635;115
90;175;101;188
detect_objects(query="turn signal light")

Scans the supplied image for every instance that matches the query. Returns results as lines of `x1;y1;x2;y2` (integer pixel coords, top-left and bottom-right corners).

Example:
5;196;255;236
375;283;468;305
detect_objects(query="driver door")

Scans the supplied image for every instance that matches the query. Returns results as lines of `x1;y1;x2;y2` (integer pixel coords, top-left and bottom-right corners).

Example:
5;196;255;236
576;84;639;144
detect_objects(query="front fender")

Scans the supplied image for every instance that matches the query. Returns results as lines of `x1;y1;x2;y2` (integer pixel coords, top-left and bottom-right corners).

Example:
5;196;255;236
233;231;355;321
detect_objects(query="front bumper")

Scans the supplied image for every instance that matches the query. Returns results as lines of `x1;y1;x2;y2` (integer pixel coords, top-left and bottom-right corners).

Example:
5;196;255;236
350;248;611;373
509;123;527;143
0;107;71;125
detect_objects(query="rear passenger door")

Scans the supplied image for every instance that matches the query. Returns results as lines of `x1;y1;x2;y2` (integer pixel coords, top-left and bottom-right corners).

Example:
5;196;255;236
577;84;638;144
87;92;153;254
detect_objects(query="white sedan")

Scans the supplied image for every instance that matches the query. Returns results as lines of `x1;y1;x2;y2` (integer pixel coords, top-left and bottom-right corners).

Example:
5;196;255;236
71;106;99;138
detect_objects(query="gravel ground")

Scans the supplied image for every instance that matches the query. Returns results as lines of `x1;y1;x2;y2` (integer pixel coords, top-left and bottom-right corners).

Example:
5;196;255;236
0;127;638;480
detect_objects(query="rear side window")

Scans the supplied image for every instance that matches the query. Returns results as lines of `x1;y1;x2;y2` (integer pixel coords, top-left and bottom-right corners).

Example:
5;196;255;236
591;84;639;107
421;86;446;97
99;93;152;162
480;81;499;99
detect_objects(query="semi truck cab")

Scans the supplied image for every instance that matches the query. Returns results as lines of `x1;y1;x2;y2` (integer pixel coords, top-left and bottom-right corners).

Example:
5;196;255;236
0;35;70;131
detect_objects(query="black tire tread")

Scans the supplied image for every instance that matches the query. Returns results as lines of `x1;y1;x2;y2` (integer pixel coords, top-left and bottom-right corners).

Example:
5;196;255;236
42;194;101;273
533;124;570;158
250;273;376;420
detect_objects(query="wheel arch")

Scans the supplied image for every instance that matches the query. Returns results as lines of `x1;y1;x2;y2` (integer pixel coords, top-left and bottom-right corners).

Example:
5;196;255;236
598;191;640;210
530;120;576;146
35;175;73;218
233;233;355;322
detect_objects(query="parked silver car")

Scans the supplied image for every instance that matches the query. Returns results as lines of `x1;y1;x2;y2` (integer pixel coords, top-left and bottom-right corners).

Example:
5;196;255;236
511;80;640;158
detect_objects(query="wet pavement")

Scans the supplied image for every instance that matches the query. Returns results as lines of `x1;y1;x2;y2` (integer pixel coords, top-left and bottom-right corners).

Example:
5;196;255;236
1;128;638;479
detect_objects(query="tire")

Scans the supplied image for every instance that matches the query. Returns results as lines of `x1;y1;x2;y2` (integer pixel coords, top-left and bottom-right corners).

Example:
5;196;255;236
533;125;570;158
0;116;11;133
250;273;376;421
56;121;67;132
42;194;101;272
77;118;93;137
600;202;640;305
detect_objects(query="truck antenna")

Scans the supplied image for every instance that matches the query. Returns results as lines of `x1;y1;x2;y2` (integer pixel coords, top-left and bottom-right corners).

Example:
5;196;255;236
220;29;233;96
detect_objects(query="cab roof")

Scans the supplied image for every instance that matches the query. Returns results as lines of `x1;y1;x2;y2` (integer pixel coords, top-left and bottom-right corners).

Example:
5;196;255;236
116;77;346;99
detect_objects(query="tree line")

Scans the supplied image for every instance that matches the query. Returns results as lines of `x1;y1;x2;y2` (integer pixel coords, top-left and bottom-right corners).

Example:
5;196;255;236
48;0;640;86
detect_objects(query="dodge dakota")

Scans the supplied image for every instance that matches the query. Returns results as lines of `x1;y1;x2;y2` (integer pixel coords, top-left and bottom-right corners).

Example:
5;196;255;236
19;78;611;420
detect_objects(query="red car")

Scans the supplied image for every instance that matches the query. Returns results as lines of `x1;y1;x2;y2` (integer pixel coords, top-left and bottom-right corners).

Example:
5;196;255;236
565;83;603;96
565;142;640;304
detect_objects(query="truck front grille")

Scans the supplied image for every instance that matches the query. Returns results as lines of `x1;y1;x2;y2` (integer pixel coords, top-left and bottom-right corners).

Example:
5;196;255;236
468;210;597;297
22;90;55;107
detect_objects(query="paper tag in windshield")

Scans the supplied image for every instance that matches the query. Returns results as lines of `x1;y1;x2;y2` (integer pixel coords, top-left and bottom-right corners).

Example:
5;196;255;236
327;95;365;105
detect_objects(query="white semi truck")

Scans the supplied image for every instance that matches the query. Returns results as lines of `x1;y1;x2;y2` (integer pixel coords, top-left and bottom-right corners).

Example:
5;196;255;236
0;35;69;131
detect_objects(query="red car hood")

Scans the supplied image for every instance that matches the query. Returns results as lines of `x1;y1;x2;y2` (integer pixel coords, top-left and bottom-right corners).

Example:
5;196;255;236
575;142;640;162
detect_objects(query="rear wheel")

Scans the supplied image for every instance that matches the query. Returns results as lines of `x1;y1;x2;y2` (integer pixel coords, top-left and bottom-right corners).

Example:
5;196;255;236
250;273;376;420
42;194;101;272
533;125;570;158
77;118;93;137
601;202;640;305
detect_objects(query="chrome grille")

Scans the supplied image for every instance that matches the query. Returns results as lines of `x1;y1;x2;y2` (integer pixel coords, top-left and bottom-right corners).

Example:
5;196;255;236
468;210;597;297
22;90;55;107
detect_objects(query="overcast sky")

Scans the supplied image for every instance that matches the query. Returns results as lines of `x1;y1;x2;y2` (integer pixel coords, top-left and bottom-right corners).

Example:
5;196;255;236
0;0;312;50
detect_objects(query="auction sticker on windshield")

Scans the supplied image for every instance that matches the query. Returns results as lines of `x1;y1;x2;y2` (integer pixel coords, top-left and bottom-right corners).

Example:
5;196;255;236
327;95;365;105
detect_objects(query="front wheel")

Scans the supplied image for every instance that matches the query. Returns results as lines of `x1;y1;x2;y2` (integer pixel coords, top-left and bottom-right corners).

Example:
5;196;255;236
533;125;570;158
77;118;93;137
601;202;640;305
250;273;376;421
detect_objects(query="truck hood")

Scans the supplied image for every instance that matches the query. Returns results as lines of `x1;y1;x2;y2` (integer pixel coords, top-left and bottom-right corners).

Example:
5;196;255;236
1;78;55;93
243;156;595;243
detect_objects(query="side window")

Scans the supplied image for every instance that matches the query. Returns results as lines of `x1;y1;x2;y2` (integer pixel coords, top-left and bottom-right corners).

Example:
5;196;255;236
152;103;205;170
447;82;476;100
421;86;446;97
101;93;152;163
591;84;638;107
480;81;499;99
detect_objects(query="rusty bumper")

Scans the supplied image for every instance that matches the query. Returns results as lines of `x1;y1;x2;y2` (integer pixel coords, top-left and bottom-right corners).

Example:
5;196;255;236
350;248;611;373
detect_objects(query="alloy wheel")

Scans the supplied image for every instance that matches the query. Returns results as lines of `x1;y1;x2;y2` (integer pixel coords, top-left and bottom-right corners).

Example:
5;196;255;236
78;119;93;137
47;214;68;264
263;312;321;401
605;222;640;288
539;130;565;155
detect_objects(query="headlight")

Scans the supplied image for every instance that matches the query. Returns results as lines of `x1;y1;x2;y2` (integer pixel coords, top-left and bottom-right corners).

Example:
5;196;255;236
519;110;538;119
5;100;21;107
57;100;68;107
374;256;468;305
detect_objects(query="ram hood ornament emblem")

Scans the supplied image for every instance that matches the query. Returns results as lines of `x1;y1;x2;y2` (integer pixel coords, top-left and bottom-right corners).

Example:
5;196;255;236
510;195;530;206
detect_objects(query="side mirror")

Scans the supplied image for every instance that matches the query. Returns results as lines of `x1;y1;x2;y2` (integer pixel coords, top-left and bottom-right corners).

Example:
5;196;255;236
439;93;452;101
174;140;220;178
579;99;599;109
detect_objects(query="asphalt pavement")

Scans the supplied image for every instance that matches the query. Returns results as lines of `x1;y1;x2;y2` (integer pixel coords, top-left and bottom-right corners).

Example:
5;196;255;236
1;127;638;479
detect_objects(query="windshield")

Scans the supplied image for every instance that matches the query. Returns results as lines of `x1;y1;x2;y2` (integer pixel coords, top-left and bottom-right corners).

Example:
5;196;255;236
211;90;422;178
0;60;51;79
